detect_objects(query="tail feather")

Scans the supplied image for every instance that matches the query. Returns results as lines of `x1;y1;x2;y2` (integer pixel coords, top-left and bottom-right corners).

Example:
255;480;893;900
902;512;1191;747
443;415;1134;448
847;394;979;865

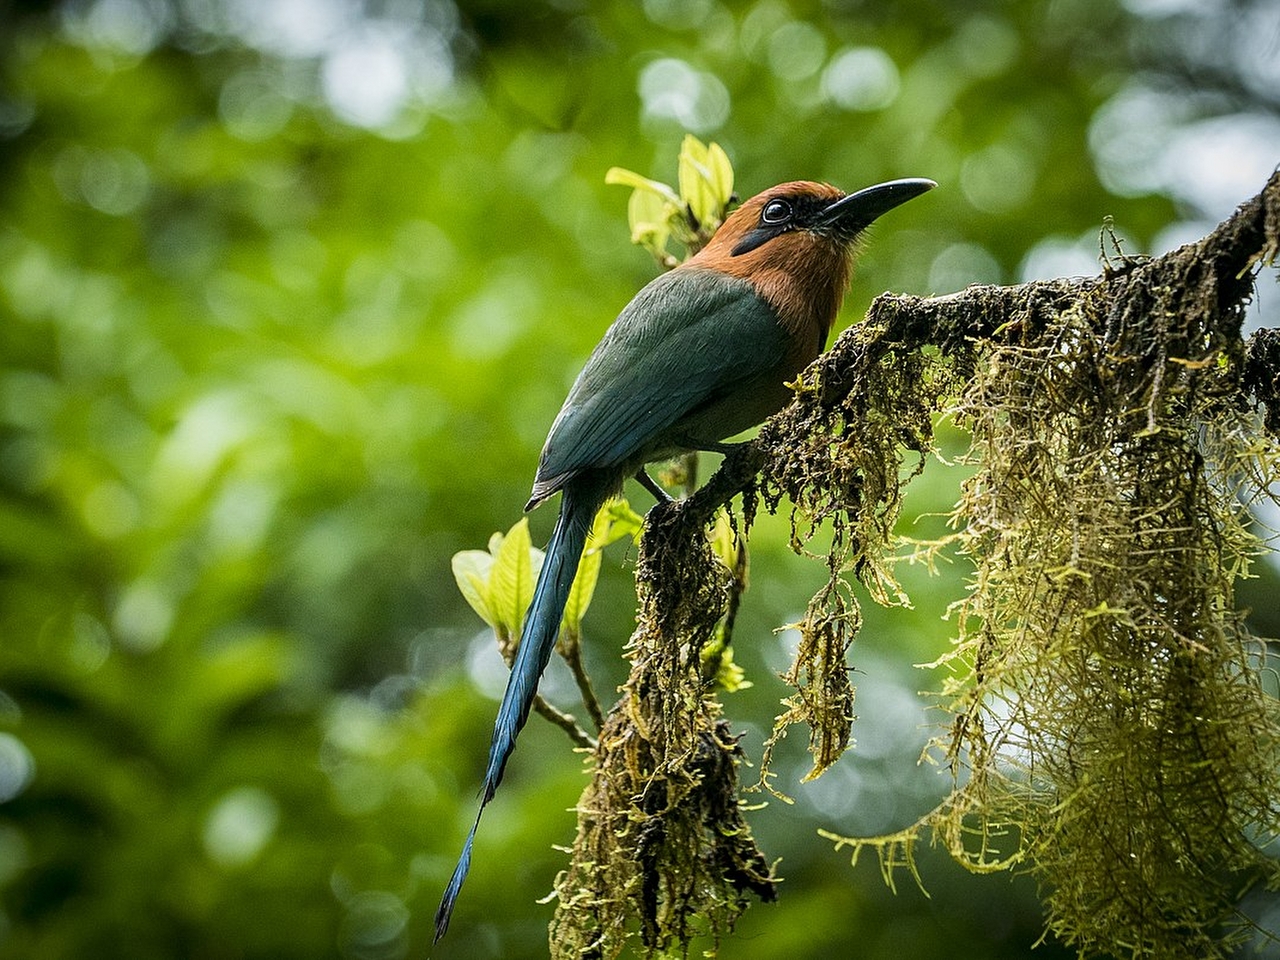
434;484;597;942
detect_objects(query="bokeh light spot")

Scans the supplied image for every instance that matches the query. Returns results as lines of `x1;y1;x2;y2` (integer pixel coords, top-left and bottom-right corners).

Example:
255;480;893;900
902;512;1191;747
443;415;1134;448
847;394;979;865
961;143;1034;214
929;242;1004;293
71;612;112;672
81;480;140;539
225;0;356;58
1020;234;1103;282
53;146;151;216
204;786;280;868
219;69;295;141
339;890;409;960
822;47;901;112
644;0;715;30
112;578;174;653
0;735;35;804
322;25;411;129
61;0;172;57
639;58;731;132
767;20;826;83
953;16;1020;78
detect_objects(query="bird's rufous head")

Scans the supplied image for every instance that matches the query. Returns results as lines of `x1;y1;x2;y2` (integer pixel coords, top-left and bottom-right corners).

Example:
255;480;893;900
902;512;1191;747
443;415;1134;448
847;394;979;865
696;178;936;264
688;177;935;339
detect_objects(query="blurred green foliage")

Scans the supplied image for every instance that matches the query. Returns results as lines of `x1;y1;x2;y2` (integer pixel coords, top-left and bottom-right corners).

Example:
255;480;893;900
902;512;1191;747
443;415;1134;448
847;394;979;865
0;0;1275;958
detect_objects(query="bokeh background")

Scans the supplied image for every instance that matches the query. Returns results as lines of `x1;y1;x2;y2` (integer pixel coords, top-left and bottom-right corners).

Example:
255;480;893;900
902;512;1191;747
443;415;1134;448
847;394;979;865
1;0;1278;957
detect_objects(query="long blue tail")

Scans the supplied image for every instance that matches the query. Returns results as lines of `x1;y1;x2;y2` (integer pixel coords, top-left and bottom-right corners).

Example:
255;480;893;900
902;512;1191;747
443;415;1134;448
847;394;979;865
434;484;597;942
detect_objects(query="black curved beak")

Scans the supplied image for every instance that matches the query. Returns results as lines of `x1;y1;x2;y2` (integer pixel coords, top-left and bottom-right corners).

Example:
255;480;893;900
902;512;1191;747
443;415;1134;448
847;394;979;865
816;177;936;238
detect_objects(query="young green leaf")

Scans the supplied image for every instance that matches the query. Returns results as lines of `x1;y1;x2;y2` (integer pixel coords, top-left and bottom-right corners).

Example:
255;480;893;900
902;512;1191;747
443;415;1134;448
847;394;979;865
678;137;719;231
490;517;536;638
600;497;644;546
562;504;610;634
700;631;752;693
704;141;734;208
562;497;644;634
714;644;751;693
707;507;740;574
451;549;496;628
677;134;734;232
627;188;674;260
604;166;682;206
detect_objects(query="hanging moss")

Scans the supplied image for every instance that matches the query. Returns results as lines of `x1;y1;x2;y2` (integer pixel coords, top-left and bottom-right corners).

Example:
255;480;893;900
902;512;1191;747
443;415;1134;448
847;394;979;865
548;491;777;959
550;172;1280;959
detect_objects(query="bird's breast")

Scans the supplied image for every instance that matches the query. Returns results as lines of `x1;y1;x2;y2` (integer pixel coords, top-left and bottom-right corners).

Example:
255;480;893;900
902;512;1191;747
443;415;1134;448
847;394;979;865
745;267;834;355
694;231;848;355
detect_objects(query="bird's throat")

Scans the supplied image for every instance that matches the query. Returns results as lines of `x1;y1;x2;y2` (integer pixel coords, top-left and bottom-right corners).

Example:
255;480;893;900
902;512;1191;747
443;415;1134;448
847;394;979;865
694;229;851;352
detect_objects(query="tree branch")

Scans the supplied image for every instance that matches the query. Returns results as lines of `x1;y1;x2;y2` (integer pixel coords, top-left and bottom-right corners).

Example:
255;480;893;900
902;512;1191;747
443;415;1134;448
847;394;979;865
678;167;1280;527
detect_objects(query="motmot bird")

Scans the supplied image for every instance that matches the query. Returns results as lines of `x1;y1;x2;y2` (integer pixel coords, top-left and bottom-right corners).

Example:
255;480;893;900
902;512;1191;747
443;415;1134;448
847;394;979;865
435;176;935;941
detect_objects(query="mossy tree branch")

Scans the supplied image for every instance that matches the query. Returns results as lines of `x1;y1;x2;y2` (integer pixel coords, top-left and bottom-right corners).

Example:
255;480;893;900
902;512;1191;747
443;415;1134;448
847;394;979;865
551;169;1280;960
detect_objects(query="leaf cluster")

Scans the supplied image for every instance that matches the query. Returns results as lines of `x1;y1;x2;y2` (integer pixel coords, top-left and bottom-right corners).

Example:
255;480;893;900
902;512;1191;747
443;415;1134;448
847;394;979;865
453;501;643;648
605;135;735;269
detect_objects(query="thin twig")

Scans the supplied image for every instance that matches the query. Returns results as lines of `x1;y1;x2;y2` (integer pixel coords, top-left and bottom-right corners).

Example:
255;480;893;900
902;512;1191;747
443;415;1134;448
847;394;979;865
559;629;605;732
533;694;596;750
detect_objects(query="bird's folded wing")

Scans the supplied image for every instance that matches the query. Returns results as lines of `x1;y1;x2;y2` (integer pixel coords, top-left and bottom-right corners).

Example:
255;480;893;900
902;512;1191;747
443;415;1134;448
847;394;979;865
533;267;788;495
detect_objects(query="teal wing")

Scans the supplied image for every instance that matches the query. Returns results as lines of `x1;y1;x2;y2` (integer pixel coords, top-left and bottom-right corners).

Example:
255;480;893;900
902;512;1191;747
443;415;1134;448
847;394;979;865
531;267;788;501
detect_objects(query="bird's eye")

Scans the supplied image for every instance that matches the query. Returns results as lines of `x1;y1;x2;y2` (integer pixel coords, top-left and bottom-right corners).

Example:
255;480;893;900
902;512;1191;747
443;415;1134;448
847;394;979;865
761;198;792;225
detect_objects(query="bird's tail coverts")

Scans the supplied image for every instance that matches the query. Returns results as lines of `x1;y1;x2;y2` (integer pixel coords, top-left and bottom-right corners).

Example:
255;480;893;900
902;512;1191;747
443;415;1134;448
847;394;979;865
434;484;598;942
